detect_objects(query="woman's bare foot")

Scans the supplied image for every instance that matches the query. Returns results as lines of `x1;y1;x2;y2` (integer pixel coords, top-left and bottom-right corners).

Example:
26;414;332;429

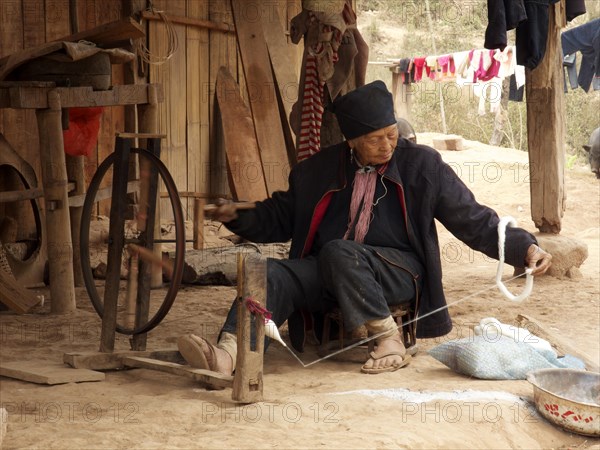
361;331;410;374
177;334;233;376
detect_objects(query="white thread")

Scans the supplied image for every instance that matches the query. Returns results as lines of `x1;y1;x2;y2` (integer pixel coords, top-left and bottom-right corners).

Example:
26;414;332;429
496;216;534;302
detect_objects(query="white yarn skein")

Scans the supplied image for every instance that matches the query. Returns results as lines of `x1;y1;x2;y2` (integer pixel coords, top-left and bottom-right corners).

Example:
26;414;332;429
496;216;534;302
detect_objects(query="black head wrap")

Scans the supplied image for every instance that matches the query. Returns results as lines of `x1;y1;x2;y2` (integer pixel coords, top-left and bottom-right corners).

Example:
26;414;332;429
329;80;396;140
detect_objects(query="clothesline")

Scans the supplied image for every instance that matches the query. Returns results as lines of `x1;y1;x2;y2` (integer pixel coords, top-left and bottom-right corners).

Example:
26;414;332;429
380;46;527;115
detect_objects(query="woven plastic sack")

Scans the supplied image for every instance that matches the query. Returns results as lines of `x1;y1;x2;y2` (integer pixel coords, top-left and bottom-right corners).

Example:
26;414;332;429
429;335;585;380
63;107;103;157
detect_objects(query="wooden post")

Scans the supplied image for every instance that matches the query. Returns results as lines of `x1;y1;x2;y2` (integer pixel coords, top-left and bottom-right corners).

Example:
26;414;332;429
138;85;163;288
99;137;131;352
35;90;76;313
232;253;265;403
525;1;566;233
193;198;205;250
66;155;85;286
391;71;413;123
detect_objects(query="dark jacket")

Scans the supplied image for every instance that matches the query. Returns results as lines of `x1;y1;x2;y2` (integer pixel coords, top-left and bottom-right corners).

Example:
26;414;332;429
226;139;537;338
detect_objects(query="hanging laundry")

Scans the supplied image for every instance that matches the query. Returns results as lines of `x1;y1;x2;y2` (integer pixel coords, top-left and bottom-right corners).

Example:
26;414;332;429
484;0;528;50
561;18;600;92
290;0;368;161
515;0;561;70
565;0;586;22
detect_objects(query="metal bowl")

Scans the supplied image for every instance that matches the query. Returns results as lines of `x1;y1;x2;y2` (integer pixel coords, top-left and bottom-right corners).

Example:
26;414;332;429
528;368;600;436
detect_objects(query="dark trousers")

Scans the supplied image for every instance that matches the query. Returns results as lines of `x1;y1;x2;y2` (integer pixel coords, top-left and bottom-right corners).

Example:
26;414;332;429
220;239;421;341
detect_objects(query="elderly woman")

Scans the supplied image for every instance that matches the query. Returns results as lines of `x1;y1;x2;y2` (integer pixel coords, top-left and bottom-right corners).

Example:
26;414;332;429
178;80;551;377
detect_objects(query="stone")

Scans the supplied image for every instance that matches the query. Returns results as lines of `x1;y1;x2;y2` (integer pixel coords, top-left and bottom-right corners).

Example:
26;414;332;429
432;135;464;151
535;233;588;278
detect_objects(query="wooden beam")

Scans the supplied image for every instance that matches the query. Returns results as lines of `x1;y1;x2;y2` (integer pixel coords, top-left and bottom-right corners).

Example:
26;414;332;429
68;181;140;208
0;84;164;109
35;90;76;314
0;188;43;203
140;11;234;34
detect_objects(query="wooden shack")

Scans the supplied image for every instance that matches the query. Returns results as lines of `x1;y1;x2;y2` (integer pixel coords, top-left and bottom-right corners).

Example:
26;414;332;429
0;0;303;311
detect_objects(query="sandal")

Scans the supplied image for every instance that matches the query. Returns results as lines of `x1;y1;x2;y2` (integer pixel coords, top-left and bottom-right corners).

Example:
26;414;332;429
361;333;412;374
361;351;411;374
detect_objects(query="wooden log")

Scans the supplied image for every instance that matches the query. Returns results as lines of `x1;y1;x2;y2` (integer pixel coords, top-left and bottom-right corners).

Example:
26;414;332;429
516;314;599;372
232;253;265;403
35;90;76;314
179;245;263;285
525;2;566;233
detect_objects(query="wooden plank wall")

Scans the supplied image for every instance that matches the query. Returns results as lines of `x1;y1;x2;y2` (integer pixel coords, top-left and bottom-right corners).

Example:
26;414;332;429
1;0;302;226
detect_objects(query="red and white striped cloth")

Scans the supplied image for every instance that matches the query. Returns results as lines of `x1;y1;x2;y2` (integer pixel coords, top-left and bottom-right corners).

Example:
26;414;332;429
297;53;324;161
296;21;341;162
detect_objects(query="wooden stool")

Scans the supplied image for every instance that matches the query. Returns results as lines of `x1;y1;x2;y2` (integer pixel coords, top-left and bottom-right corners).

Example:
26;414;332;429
321;304;417;352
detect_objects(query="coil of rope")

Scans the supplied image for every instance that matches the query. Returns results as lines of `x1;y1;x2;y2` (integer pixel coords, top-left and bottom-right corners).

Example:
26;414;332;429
134;4;179;65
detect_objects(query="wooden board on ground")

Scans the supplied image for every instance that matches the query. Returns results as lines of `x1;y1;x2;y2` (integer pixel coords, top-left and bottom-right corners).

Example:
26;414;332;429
216;67;269;202
516;314;600;372
0;269;41;314
0;361;105;385
122;356;233;389
64;349;186;370
230;0;290;195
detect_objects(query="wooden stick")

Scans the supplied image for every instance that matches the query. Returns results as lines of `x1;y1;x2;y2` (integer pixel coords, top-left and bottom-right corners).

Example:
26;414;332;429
141;11;233;34
128;244;173;279
203;202;256;213
516;314;600;372
193;198;205;250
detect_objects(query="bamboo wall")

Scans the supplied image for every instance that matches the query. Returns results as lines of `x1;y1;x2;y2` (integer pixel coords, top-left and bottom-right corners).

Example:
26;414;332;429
0;0;302;227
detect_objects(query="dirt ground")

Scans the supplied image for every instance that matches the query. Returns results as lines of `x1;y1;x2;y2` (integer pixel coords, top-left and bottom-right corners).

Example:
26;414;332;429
1;134;599;449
